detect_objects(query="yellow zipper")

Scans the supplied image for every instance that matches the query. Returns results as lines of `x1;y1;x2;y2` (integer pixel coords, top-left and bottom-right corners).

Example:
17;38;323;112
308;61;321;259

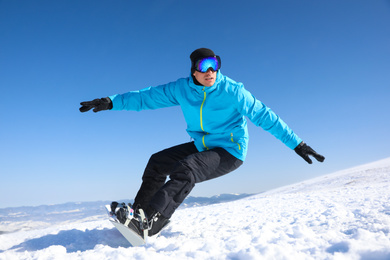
202;134;209;150
200;89;206;132
200;88;209;150
231;133;241;150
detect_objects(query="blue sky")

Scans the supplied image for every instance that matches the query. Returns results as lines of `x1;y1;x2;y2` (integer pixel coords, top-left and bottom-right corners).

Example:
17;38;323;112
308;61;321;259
1;0;389;208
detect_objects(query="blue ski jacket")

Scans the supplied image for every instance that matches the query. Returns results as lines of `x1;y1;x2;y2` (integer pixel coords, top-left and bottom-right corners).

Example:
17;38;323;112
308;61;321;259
109;71;302;161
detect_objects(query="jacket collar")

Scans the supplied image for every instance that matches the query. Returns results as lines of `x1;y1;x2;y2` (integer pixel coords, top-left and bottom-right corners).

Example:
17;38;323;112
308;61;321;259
189;71;223;93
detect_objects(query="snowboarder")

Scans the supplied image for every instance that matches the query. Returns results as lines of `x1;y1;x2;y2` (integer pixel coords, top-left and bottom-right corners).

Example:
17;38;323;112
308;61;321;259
80;48;325;237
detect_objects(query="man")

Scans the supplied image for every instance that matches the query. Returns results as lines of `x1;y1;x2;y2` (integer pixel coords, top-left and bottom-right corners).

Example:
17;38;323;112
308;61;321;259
80;48;325;237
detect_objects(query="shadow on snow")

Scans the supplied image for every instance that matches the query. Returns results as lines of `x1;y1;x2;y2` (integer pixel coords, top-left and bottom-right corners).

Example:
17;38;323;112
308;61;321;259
5;228;131;253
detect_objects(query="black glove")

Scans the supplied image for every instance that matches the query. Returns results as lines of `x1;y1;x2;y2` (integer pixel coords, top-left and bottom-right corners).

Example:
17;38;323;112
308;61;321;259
79;97;113;113
294;141;325;164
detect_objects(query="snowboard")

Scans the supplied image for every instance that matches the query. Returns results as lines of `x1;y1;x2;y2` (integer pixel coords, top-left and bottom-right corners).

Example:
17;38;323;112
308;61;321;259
105;204;148;246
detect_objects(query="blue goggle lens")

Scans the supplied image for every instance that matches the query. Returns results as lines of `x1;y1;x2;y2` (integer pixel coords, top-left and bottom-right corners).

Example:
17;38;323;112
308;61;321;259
195;56;221;73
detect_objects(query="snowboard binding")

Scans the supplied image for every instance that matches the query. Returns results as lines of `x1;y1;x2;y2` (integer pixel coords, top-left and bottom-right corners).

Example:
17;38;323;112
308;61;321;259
110;202;134;226
110;201;149;238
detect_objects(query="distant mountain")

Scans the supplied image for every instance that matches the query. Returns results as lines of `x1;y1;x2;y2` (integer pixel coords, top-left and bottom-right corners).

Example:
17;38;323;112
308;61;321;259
0;193;254;228
181;193;254;208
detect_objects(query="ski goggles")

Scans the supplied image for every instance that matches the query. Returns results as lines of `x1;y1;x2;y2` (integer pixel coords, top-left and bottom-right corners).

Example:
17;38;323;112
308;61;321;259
194;56;221;73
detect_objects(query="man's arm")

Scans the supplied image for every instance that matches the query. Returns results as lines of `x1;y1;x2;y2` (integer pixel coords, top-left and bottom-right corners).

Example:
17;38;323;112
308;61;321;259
109;82;179;111
236;85;325;164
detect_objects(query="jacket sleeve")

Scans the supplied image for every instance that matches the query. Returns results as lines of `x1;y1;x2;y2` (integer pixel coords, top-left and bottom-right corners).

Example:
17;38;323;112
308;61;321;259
236;85;302;150
108;81;180;111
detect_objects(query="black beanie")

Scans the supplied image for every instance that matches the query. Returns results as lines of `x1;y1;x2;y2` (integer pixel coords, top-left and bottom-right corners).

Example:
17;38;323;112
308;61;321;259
190;48;216;71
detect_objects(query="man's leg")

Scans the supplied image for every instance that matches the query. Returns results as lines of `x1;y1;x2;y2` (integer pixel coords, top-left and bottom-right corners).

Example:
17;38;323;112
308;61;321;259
133;142;198;211
149;147;243;219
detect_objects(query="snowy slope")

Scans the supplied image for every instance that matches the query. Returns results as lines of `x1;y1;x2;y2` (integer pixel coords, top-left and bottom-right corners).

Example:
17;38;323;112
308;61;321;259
1;158;390;260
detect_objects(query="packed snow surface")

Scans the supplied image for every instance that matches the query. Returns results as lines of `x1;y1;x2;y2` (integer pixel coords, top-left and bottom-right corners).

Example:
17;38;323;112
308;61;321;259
1;158;390;259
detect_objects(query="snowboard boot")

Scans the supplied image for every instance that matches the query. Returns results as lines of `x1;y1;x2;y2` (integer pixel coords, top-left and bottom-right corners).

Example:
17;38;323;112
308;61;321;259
130;205;170;237
146;210;170;237
124;207;170;238
123;209;170;238
127;218;144;238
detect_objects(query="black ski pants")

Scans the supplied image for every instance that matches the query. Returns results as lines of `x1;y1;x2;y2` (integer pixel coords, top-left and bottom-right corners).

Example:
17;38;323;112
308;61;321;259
133;142;243;219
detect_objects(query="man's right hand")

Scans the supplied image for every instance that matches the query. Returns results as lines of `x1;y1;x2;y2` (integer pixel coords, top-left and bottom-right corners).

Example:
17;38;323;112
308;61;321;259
79;97;113;113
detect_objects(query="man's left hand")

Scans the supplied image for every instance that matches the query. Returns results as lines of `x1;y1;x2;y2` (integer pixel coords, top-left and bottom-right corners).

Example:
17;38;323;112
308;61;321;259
294;141;325;164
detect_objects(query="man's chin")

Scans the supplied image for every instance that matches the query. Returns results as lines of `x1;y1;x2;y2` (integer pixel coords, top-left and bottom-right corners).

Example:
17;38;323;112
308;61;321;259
203;81;215;87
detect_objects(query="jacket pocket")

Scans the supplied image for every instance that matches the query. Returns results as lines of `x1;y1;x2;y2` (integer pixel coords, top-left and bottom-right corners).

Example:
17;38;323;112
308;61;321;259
230;133;241;150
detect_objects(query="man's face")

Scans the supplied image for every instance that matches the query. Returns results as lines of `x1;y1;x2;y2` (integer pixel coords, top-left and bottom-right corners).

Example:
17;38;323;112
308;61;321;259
193;68;217;87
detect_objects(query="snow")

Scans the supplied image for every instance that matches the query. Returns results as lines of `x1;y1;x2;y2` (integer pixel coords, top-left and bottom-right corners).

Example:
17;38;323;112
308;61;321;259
1;158;390;260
